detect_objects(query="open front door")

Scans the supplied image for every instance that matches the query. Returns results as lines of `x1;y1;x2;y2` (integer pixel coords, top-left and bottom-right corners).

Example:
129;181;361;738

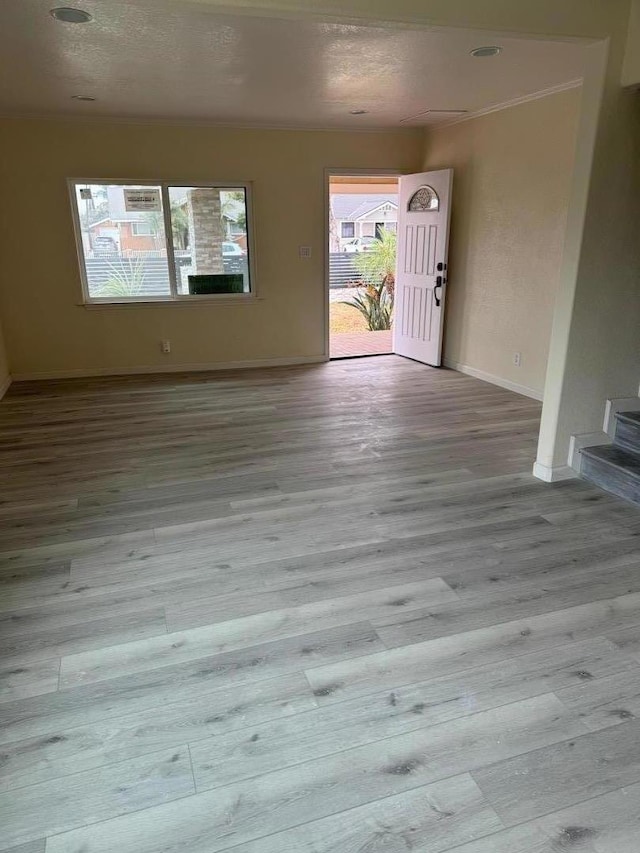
393;169;453;366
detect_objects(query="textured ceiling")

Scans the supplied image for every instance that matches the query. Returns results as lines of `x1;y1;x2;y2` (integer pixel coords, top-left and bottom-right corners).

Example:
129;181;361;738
0;0;588;128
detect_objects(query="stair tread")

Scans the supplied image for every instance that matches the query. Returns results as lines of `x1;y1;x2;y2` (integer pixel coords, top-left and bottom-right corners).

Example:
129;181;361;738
581;444;640;476
617;410;640;426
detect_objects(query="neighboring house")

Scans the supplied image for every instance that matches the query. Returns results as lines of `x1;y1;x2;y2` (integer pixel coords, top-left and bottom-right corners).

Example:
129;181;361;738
330;194;398;252
86;187;246;255
88;215;159;253
86;187;164;253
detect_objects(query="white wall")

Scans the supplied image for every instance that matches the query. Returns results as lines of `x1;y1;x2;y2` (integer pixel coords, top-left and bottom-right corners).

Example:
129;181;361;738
423;88;581;399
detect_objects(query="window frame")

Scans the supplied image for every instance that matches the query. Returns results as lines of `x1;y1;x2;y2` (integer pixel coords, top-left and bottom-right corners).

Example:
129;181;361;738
68;178;257;305
341;221;355;239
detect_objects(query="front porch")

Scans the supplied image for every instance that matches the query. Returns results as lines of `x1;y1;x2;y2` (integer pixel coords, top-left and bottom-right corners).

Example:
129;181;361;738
329;287;393;359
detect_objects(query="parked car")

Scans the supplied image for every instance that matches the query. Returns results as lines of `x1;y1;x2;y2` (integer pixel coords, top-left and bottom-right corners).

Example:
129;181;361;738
342;236;379;253
222;241;244;257
93;235;118;254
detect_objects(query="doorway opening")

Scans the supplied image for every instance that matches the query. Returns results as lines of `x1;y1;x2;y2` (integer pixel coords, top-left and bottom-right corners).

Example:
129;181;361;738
328;175;399;359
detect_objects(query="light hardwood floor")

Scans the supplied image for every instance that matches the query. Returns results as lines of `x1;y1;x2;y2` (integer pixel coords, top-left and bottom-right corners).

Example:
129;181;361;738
1;355;640;852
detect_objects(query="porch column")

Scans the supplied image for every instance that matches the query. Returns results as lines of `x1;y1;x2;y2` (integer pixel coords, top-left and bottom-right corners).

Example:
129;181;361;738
187;188;224;274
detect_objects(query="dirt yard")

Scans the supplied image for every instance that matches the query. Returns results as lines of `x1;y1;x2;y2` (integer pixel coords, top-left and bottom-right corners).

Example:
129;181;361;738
330;299;368;334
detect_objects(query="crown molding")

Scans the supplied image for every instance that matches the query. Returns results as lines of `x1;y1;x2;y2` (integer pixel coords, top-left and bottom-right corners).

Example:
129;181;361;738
432;78;583;130
0;78;582;134
0;111;422;136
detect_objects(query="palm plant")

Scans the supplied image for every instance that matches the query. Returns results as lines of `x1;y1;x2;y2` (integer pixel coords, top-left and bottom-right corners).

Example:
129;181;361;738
354;228;397;299
97;257;147;297
341;229;397;331
342;281;393;331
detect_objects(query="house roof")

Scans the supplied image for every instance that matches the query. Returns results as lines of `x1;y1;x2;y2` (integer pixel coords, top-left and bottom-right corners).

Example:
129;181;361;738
221;197;245;223
88;213;154;229
331;194;398;221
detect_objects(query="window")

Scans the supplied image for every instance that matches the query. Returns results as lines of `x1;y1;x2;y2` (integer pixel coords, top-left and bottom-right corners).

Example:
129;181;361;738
70;181;253;302
408;185;439;212
341;221;355;238
131;220;155;236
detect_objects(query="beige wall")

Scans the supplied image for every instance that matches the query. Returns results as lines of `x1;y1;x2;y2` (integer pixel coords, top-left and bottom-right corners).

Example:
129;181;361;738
622;0;640;86
2;0;638;479
537;35;640;473
191;0;638;479
0;120;421;377
423;88;581;398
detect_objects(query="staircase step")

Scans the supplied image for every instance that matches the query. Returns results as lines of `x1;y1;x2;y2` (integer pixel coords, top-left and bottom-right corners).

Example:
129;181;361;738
615;410;640;454
580;444;640;505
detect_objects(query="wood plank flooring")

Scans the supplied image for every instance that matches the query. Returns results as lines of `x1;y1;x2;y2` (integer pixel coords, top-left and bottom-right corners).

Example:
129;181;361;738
1;355;640;852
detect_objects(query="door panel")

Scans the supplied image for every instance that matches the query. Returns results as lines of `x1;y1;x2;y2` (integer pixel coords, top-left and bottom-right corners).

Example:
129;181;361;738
393;169;453;366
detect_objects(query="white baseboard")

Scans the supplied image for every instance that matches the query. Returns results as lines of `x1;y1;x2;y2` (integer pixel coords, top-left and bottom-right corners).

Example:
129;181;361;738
532;461;577;482
11;355;327;382
603;396;640;437
567;430;611;474
443;358;543;401
0;374;11;399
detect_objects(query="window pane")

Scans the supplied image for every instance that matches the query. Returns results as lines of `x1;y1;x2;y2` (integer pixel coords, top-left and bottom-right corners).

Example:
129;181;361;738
168;186;251;295
341;222;355;238
73;184;171;299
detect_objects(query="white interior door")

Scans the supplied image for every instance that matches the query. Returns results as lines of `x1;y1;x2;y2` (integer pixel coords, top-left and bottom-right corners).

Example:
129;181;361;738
393;169;453;366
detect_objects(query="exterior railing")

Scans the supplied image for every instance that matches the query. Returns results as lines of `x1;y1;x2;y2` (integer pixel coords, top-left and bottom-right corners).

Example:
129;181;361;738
84;254;248;296
83;252;359;294
329;253;364;288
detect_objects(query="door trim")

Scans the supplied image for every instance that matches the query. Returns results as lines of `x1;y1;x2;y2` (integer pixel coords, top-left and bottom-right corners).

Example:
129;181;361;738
324;168;404;361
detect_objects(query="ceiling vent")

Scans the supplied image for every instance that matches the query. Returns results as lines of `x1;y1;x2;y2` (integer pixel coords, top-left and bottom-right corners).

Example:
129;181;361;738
400;109;468;126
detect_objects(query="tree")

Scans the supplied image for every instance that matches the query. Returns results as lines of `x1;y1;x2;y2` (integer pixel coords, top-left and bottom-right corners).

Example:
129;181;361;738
144;204;190;250
170;203;189;250
144;211;164;251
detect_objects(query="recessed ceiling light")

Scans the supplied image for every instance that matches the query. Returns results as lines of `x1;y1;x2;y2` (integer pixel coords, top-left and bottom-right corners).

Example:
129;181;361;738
470;46;502;57
71;94;96;101
50;7;93;23
350;109;368;115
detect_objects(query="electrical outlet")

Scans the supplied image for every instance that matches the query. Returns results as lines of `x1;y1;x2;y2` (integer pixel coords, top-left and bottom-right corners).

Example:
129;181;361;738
161;340;171;354
513;351;521;367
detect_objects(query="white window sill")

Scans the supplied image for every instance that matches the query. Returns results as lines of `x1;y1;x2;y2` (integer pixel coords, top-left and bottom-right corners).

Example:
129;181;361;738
78;296;262;309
